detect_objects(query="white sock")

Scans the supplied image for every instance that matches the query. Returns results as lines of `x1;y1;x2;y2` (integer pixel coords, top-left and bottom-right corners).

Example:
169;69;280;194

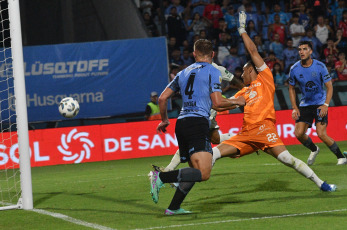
212;147;221;166
277;150;323;187
165;149;181;171
219;133;232;142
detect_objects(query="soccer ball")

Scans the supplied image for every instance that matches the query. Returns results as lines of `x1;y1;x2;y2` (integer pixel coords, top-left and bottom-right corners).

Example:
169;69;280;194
58;97;80;118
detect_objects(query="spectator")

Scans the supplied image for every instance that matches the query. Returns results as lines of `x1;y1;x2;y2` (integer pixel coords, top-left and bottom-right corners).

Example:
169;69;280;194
215;31;232;64
202;0;223;29
335;52;347;80
326;53;338;66
140;0;154;16
324;38;339;60
289;0;304;15
191;0;210;16
254;35;267;57
165;0;185;17
290;14;306;47
272;62;288;87
245;3;260;31
220;0;231;15
199;29;208;40
335;28;347;54
181;48;194;66
338;10;347;38
258;5;271;50
246;20;259;40
314;15;334;45
167;37;180;59
333;0;346;30
237;0;252;13
269;3;290;25
265;51;284;71
326;62;339;83
269;33;284;60
186;12;208;42
222;45;243;73
224;5;238;34
283;38;299;73
143;12;159;37
211;18;231;41
144;91;161;121
169;65;180;81
166;6;187;46
268;13;286;44
298;4;310;29
300;28;323;59
169;49;184;67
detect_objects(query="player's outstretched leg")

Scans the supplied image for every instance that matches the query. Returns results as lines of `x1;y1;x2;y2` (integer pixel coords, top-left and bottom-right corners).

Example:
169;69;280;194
276;150;336;192
164;149;181;171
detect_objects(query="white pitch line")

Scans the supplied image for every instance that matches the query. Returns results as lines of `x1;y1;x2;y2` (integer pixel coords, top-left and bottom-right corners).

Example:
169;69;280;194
134;209;347;230
32;208;116;230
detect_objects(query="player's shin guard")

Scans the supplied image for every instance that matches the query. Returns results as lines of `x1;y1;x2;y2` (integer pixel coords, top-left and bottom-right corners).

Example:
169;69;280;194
277;150;323;187
219;133;232;142
165;150;181;171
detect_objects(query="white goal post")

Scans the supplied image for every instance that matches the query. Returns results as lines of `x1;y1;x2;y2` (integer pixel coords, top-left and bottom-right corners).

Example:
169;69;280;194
0;0;33;210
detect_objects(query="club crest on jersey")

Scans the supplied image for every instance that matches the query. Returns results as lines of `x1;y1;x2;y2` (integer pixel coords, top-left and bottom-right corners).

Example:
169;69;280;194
249;90;257;99
311;71;317;77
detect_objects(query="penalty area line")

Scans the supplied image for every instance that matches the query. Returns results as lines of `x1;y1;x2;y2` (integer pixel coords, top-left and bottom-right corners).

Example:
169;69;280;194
32;208;116;230
135;208;347;230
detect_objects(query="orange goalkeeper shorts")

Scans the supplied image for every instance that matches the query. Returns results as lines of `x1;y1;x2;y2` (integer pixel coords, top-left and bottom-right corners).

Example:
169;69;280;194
222;119;284;157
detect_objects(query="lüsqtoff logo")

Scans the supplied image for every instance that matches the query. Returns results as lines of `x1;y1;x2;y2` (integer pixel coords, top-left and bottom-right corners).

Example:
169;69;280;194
57;128;94;163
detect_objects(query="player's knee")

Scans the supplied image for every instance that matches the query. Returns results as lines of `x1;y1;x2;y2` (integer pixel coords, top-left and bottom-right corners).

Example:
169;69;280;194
200;169;211;181
294;129;305;139
316;129;327;139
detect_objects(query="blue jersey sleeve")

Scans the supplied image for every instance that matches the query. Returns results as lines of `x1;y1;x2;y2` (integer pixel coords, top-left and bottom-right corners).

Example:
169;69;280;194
288;67;296;86
209;68;222;94
168;74;180;92
320;64;331;83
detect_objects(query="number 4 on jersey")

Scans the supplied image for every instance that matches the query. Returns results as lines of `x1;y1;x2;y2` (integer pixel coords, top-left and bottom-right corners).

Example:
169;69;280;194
185;73;195;99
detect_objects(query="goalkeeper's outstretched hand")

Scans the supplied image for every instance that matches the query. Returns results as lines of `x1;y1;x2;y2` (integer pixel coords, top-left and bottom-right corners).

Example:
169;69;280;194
238;11;247;36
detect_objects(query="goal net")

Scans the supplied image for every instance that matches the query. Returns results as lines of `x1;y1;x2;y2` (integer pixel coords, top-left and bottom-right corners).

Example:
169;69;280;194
0;0;32;210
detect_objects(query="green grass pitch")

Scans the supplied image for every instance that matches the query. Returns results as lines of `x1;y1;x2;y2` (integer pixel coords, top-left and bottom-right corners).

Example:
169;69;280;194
1;141;347;230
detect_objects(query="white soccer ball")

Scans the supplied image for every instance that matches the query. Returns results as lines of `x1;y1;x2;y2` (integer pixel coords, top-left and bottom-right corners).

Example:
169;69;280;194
58;97;80;118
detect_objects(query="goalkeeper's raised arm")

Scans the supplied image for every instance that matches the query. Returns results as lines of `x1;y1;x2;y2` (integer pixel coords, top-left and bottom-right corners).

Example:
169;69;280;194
238;11;265;69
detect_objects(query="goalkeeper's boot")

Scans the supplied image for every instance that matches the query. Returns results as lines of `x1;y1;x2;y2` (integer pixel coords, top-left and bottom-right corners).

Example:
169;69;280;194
149;171;164;203
307;146;320;166
164;208;192;215
320;182;337;192
152;164;178;188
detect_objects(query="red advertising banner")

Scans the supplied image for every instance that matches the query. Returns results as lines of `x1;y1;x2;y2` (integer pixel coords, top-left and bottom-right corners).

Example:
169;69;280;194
1;106;346;169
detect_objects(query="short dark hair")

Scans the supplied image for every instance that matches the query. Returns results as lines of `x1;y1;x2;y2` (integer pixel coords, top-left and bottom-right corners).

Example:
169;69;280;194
194;39;213;56
299;41;313;50
245;60;259;75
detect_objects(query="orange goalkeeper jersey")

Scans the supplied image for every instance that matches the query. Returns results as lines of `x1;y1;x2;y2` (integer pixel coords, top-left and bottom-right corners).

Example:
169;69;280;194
234;67;276;126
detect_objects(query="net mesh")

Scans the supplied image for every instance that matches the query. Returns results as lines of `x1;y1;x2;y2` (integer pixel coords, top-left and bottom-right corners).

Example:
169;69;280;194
0;0;21;209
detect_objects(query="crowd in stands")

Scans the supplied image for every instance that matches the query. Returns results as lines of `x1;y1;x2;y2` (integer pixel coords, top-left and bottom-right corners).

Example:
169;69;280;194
138;0;347;98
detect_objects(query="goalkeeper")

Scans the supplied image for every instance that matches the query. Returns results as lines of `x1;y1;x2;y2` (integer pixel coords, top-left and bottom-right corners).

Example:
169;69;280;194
153;63;244;173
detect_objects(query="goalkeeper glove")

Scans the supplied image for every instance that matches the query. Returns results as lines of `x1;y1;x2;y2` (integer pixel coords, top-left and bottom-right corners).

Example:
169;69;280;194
238;11;247;36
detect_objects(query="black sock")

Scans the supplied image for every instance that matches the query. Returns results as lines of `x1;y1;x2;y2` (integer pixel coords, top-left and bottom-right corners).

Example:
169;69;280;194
168;182;195;210
329;142;344;159
159;168;202;183
303;137;317;152
159;170;179;183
